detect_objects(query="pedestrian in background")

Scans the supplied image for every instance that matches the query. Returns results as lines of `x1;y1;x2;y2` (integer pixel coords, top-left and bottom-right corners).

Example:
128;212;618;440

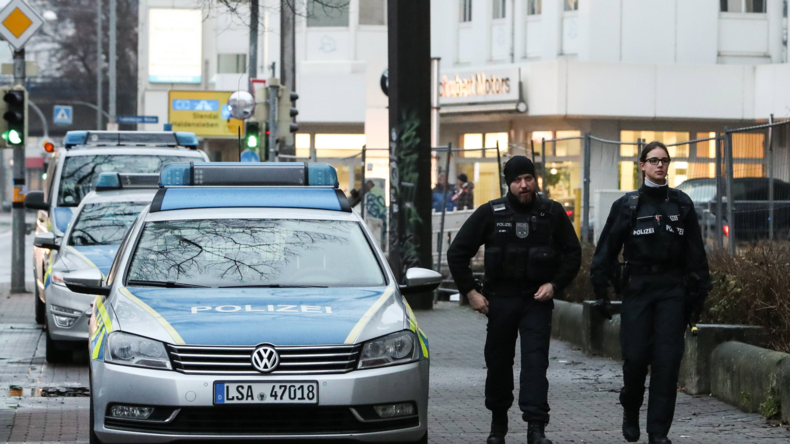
447;156;581;444
453;173;475;210
590;141;711;444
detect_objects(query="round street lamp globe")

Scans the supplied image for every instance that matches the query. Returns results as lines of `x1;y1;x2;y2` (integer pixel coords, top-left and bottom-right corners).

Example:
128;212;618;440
228;91;255;120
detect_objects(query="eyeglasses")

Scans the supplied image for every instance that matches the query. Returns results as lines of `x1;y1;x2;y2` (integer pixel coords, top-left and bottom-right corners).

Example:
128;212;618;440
645;157;671;166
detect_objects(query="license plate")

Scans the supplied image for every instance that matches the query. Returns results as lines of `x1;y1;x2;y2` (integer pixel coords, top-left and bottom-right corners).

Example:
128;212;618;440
214;381;318;405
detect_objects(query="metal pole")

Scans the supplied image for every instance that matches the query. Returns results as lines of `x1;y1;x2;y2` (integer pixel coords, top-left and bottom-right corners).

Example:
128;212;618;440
108;0;116;125
540;138;546;193
725;129;736;255
360;145;366;218
11;49;25;293
280;0;294;90
582;133;591;243
249;0;258;80
96;0;102;130
268;83;279;162
636;138;644;188
768;114;775;241
496;141;504;197
715;134;724;250
430;58;440;149
436;143;452;273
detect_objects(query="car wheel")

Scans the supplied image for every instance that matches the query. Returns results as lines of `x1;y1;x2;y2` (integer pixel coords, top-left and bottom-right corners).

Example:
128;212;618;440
89;393;103;444
45;325;72;364
34;283;45;325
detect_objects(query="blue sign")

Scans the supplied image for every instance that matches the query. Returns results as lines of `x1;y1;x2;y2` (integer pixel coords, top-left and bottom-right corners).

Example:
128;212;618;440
240;150;260;163
53;106;73;125
221;105;231;119
172;99;219;112
117;116;159;124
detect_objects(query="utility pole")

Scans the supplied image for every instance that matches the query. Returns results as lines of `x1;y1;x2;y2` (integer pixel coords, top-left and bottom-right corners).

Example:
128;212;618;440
108;0;116;127
280;0;296;158
268;80;279;162
249;0;258;80
11;49;25;293
96;0;102;130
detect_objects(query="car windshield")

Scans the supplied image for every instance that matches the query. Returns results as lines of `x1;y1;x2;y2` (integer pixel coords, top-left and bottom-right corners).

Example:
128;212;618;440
126;219;386;288
68;202;148;247
58;154;199;206
676;181;716;204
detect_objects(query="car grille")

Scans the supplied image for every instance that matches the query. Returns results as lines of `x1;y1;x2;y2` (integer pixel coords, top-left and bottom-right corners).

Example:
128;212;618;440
104;405;419;435
167;344;362;375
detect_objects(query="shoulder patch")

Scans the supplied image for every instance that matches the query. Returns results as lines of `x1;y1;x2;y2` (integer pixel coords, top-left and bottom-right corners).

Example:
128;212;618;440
492;203;507;212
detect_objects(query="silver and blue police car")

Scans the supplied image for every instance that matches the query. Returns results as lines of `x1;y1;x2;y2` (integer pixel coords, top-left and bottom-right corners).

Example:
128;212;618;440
64;163;439;443
36;173;160;363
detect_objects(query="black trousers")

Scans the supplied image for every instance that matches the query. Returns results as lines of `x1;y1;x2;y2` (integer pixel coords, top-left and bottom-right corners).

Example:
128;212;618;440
484;293;553;423
619;273;687;436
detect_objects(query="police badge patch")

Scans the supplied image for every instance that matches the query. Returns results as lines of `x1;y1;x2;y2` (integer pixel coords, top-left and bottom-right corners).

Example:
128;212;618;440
516;222;529;238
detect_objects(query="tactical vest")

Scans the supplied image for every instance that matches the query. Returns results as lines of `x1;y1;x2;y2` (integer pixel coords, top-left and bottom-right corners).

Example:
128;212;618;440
484;195;560;284
623;189;691;268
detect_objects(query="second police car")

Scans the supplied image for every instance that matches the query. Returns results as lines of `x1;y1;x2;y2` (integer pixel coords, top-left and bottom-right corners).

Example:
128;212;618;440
64;162;439;443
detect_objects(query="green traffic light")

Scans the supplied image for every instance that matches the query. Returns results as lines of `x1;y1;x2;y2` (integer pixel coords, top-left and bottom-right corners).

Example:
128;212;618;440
246;134;258;148
6;129;21;145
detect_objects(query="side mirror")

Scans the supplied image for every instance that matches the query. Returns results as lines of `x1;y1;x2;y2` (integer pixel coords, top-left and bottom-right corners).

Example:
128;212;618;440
24;190;49;211
399;268;443;296
33;232;60;250
63;269;111;297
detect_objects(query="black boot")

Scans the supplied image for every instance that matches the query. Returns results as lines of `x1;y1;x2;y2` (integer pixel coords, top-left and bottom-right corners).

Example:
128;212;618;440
527;421;553;444
622;407;640;442
486;410;508;444
648;434;672;444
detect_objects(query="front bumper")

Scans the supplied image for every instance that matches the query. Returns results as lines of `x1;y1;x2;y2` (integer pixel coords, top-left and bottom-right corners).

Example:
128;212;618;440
45;283;94;342
92;358;429;443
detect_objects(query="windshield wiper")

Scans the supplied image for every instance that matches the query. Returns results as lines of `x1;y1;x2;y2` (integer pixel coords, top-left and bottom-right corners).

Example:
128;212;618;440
218;284;328;289
126;280;209;288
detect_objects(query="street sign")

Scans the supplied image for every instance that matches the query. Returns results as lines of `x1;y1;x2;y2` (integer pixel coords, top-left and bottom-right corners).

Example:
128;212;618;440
53;105;72;125
117;115;159;124
0;0;43;50
240;149;260;162
168;90;244;138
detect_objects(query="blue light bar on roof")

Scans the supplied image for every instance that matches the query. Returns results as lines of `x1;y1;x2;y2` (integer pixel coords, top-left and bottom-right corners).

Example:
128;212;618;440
159;162;339;188
64;131;88;148
175;132;199;149
95;172;160;191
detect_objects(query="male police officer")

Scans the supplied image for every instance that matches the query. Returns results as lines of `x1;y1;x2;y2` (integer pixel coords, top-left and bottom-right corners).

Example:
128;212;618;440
448;156;581;444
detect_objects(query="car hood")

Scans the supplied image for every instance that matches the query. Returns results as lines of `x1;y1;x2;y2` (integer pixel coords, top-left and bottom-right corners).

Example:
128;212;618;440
111;286;406;346
59;245;119;277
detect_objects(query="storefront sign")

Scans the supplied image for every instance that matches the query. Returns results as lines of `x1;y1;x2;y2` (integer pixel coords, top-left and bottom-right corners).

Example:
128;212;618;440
168;90;244;138
439;68;520;105
149;9;202;83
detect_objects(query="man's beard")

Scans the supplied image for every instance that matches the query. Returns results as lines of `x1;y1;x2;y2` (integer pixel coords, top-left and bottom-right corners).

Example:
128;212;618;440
516;191;533;204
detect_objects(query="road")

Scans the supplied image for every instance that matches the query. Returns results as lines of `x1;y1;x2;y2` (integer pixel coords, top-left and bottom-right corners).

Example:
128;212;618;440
0;288;787;443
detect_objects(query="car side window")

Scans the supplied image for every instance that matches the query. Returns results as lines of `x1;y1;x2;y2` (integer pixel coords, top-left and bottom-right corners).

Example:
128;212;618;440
105;216;139;287
43;156;58;204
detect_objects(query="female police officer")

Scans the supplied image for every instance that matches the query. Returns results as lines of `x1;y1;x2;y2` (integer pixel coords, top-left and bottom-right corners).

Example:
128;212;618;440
590;141;710;444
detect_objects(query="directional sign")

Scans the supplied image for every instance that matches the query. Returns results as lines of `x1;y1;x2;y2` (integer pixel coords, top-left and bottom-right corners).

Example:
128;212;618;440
240;150;260;163
0;0;44;50
53;105;73;125
168;90;244;138
117;115;159;124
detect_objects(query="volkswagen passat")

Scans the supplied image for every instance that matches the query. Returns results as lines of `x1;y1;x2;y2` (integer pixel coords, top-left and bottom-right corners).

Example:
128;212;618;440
66;162;439;443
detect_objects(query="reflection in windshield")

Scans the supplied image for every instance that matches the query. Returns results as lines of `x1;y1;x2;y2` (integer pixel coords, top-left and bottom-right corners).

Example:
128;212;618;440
58;155;199;206
127;219;386;288
68;203;147;247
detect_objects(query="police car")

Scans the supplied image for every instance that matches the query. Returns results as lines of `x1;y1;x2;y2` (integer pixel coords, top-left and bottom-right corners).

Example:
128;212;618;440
63;163;438;443
24;131;209;326
35;173;160;363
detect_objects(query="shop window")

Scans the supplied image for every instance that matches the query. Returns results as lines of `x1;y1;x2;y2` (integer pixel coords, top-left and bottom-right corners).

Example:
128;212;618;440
217;54;246;74
555;130;581;157
307;0;350;27
360;0;386;25
493;0;506;19
531;131;553;156
564;0;578;12
720;0;765;13
484;132;508;157
460;0;472;22
527;0;541;15
295;133;311;158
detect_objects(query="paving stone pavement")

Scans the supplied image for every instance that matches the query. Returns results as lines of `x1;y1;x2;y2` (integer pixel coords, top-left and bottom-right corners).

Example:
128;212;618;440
0;292;787;443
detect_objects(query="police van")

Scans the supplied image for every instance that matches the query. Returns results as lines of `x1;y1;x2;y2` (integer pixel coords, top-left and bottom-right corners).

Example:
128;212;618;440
34;173;160;363
63;163;438;443
24;131;209;326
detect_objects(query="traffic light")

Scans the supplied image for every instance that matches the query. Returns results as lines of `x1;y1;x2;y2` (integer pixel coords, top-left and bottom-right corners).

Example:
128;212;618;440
278;87;299;136
1;88;25;147
262;123;271;161
245;121;260;149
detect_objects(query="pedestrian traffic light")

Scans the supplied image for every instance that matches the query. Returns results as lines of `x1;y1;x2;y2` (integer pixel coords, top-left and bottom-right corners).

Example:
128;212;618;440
245;121;260;149
1;87;25;148
278;87;299;136
262;122;271;161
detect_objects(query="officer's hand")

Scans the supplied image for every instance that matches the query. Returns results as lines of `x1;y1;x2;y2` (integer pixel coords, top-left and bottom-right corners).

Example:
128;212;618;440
534;283;555;301
467;290;489;315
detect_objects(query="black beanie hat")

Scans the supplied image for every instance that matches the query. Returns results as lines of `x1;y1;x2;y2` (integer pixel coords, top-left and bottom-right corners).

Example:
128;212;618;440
504;156;536;184
458;173;468;182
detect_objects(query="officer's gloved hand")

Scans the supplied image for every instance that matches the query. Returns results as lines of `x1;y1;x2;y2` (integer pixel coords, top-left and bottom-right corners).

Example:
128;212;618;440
689;290;707;324
592;288;613;320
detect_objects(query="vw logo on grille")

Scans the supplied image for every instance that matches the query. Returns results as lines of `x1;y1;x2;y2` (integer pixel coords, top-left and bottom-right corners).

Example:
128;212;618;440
251;346;279;373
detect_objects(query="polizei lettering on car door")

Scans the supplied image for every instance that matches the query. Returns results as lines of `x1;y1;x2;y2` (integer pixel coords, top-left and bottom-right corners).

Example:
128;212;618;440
191;305;334;314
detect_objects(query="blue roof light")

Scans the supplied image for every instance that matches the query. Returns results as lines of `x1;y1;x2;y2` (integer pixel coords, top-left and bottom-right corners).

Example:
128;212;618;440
175;132;199;149
64;131;88;148
94;172;121;190
307;163;339;188
95;172;161;191
159;162;339;188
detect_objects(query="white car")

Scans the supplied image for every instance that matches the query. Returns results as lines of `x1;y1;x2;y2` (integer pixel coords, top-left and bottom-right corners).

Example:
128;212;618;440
65;162;438;443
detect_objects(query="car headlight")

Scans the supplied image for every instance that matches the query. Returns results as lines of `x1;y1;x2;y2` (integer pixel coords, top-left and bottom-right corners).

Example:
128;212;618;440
105;332;172;370
51;271;66;287
358;330;420;369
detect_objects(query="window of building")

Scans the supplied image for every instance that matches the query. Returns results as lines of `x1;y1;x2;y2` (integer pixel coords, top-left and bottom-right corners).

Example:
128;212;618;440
527;0;542;15
720;0;765;13
493;0;506;19
564;0;578;12
217;54;246;74
307;0;350;27
360;0;386;25
460;0;472;22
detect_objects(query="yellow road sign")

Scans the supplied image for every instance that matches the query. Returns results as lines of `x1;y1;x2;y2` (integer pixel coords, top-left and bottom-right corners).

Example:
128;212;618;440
0;0;43;50
168;90;244;138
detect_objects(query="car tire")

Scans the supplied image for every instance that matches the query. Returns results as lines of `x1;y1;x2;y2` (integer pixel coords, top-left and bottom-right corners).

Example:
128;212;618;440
45;325;72;364
34;282;45;325
89;394;103;444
